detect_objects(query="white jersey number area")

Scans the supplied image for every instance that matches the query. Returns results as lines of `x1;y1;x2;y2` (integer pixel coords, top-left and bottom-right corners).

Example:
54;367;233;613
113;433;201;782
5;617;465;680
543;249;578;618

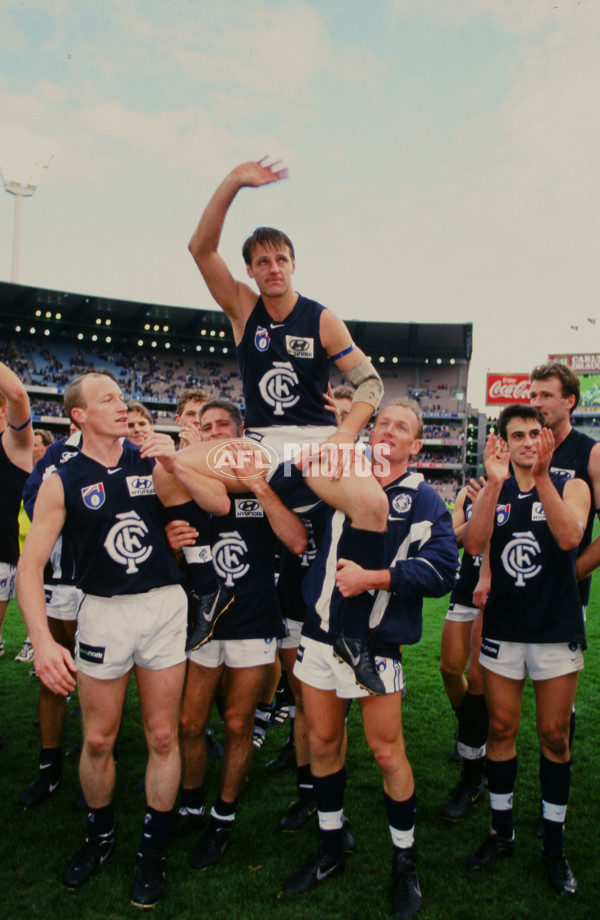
104;511;153;574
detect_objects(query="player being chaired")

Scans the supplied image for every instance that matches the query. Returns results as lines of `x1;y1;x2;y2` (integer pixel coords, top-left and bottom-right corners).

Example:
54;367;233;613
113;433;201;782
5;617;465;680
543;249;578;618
171;158;389;693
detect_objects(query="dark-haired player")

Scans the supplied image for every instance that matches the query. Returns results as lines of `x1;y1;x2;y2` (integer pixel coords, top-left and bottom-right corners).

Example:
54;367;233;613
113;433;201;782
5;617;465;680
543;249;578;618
463;404;589;896
18;372;187;909
178;158;389;693
157;398;306;868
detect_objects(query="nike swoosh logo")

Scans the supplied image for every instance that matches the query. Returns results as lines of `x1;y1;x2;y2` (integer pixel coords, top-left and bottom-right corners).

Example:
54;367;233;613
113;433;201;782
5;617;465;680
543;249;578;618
316;864;339;881
49;780;60;793
270;323;285;329
342;642;361;668
107;468;121;474
517;494;531;499
203;611;215;623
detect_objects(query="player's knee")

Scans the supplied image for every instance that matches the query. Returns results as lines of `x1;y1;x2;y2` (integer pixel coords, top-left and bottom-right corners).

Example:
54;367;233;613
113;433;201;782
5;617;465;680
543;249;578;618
538;721;570;759
84;731;116;760
369;738;406;777
147;723;178;756
439;655;463;681
179;709;205;741
224;710;252;741
309;728;343;761
488;714;516;745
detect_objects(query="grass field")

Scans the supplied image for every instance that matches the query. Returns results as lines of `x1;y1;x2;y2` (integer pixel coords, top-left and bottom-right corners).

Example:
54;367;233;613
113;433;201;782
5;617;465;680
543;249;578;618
1;588;598;920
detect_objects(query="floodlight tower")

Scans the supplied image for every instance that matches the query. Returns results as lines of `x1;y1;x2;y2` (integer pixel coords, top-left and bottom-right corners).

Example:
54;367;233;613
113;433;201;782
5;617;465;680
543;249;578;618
1;155;53;283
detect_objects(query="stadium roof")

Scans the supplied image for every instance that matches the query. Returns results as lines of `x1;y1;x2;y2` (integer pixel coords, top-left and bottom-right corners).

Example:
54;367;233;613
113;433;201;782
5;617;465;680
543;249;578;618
0;280;472;362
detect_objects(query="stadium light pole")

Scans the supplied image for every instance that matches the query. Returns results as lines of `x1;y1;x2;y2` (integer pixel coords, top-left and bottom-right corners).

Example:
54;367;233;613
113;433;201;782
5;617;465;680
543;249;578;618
1;155;53;283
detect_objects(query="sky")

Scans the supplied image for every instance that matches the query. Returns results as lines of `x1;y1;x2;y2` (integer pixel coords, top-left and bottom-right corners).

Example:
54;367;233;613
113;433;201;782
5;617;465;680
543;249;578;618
1;0;599;408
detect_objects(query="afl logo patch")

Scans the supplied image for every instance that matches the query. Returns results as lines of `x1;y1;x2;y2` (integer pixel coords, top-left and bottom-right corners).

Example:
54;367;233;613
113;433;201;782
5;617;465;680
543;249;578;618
392;493;412;515
126;475;156;497
255;326;271;352
81;483;105;509
235;498;264;518
286;335;313;358
495;503;511;526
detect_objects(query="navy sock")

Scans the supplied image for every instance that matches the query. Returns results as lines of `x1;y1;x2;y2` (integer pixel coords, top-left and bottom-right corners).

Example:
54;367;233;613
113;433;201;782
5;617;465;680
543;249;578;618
456;692;488;786
296;763;314;799
86;803;114;840
141;805;173;854
180;785;206;812
384;790;416;852
336;528;385;639
540;754;571;855
314;769;346;860
487;756;517;839
39;746;62;778
209;795;237;831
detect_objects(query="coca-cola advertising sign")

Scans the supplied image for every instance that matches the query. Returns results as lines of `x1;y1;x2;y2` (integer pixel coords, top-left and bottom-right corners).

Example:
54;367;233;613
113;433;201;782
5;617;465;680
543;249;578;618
486;374;530;405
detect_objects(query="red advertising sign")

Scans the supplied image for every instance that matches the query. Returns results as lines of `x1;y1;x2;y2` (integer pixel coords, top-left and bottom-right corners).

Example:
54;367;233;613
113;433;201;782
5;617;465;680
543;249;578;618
486;373;531;405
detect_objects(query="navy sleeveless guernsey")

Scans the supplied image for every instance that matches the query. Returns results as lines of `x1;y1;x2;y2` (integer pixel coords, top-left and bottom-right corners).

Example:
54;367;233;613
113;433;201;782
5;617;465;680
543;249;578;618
57;442;183;597
483;474;585;647
237;295;333;428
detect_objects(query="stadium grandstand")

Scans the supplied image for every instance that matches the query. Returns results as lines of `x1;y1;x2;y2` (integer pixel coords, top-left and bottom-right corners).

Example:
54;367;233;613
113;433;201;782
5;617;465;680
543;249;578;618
1;280;475;503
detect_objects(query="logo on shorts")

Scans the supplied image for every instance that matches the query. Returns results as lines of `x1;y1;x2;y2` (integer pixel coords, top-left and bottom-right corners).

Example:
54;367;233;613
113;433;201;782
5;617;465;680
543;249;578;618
81;483;105;509
392;493;412;515
0;578;6;589
375;658;387;673
78;642;105;664
286;336;314;358
104;510;153;574
480;638;500;659
297;644;305;662
126;475;156;497
255;326;270;352
568;643;578;653
531;501;546;522
495;504;511;526
45;588;53;604
234;498;264;518
211;531;249;587
501;530;542;587
258;361;300;416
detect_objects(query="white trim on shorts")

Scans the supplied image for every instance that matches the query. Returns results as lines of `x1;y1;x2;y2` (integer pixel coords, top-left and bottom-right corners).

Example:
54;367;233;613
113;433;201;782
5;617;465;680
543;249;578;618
45;584;84;622
479;636;585;682
188;636;278;669
278;617;303;650
445;602;478;623
0;562;17;602
75;584;187;679
293;633;404;699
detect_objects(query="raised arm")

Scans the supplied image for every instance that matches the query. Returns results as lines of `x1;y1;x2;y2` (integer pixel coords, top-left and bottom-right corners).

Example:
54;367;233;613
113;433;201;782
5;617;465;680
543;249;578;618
17;474;76;695
188;159;288;336
532;428;590;551
463;434;509;556
0;360;33;472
